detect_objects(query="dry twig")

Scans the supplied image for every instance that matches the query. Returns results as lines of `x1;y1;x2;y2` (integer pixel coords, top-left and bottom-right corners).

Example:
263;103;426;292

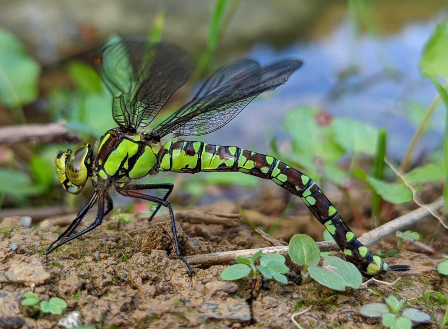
185;197;444;266
0;122;81;145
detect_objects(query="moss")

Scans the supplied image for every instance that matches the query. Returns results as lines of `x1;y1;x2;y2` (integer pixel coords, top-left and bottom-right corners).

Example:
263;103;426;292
0;227;12;238
72;289;81;300
417;277;431;285
52;261;63;268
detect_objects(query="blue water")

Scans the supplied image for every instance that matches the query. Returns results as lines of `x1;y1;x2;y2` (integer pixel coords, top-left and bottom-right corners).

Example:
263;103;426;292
201;12;448;161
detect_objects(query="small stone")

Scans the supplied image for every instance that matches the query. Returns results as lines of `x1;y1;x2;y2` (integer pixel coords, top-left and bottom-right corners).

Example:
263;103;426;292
123;240;130;246
201;298;251;322
232;323;242;328
10;243;18;251
19;216;32;227
5;258;50;286
0;316;25;329
0;291;20;317
204;281;239;295
39;219;53;228
58;311;82;328
93;251;100;261
122;274;127;279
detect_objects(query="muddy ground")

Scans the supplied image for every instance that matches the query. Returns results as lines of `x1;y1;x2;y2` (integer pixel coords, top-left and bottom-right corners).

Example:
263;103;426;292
0;187;447;329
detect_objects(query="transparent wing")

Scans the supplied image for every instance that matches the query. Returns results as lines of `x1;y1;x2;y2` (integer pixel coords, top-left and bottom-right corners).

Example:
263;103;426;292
151;59;302;137
95;37;192;130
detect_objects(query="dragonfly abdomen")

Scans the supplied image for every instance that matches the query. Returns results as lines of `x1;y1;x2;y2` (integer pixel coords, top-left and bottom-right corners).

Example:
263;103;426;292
159;140;387;275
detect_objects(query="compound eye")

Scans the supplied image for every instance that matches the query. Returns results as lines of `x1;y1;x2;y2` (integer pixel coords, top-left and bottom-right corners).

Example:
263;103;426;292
66;146;89;186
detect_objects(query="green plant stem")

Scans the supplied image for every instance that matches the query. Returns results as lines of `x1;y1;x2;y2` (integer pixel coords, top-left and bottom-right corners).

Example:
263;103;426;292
267;197;295;235
372;128;387;227
400;81;447;173
442;303;448;329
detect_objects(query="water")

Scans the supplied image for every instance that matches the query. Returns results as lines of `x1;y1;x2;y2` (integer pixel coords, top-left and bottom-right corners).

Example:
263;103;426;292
201;10;448;161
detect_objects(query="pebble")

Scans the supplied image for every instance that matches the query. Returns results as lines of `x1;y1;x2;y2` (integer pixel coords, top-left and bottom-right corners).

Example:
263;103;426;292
5;258;50;286
19;216;32;227
0;316;25;329
201;298;251;322
122;274;127;279
10;243;18;251
0;216;32;228
204;281;239;295
93;251;100;261
58;311;82;328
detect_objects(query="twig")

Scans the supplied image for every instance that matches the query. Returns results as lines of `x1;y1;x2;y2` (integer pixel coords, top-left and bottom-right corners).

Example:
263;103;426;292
361;277;401;288
174;210;241;228
385;157;448;229
255;228;287;246
0;206;77;222
0;122;81;145
291;306;313;329
185;197;444;266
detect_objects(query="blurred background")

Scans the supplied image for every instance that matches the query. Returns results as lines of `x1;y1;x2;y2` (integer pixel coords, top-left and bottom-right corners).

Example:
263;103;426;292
0;0;447;229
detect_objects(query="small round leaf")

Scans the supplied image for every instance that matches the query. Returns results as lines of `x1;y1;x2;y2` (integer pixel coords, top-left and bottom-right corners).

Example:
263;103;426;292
235;257;252;265
49;297;67;309
308;256;362;291
251;250;262;263
437;260;448;275
21;298;39;306
40;301;52;313
395;316;412;329
260;254;286;267
257;265;272;279
382;313;397;327
402;308;431;323
359;303;390;318
266;261;289;274
271;272;288;284
220;264;251;281
288;234;320;267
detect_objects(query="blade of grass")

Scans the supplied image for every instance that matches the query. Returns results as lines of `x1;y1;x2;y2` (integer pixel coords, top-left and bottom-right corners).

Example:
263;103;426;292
424;71;448;212
148;10;166;44
372;128;387;227
400;85;444;173
267;197;295;235
193;0;241;80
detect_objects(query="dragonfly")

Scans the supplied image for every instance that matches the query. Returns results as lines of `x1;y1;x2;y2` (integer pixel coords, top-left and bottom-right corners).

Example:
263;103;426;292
48;37;409;276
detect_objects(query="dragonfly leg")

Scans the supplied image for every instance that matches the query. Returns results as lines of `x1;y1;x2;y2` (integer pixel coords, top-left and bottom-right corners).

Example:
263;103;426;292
46;192;98;254
126;183;174;222
118;186;193;275
46;193;110;254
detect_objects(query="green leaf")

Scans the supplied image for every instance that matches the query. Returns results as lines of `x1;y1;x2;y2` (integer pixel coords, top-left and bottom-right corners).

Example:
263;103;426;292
396;230;420;243
235;257;252;265
402;308;431;323
385;296;405;314
260;254;286;267
257;265;272;279
393;317;412;329
420;21;448;79
366;176;413;204
0;29;41;108
251;250;262;263
359;303;390;318
284;107;344;163
437;260;448;275
405;163;445;184
323;230;335;242
220;264;251;281
265;261;289;275
0;168;45;199
288;234;320;267
382;313;397;328
49;297;67;309
423;71;448;213
271;272;288;284
21;292;40;306
30;156;53;190
308;256;362;291
333;118;378;156
67;61;102;94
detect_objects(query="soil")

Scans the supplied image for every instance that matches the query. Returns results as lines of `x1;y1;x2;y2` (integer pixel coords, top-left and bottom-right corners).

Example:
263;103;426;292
0;187;447;329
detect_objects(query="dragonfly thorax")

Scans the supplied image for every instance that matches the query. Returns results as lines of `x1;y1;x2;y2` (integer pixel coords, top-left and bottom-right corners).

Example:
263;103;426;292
56;143;93;194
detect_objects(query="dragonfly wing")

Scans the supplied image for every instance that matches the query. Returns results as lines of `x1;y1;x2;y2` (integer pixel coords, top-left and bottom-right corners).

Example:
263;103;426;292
96;37;192;130
151;59;302;138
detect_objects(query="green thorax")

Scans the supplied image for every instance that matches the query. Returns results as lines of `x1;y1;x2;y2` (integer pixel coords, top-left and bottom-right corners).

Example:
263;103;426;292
93;128;161;182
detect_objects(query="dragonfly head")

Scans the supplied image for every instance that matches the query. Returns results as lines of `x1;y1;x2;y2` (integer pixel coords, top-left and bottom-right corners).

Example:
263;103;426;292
56;143;93;194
